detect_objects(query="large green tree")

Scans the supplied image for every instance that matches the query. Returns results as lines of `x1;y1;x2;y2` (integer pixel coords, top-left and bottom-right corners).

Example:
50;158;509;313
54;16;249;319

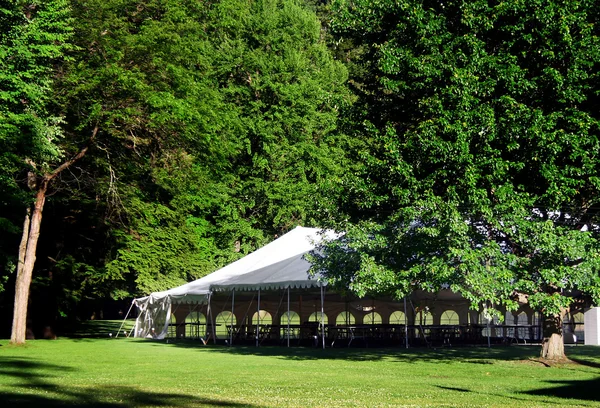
315;0;600;359
0;0;80;343
56;0;351;299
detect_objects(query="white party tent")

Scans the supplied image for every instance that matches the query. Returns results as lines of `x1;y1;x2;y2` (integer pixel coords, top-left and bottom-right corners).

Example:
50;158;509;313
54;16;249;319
131;226;338;340
127;226;549;347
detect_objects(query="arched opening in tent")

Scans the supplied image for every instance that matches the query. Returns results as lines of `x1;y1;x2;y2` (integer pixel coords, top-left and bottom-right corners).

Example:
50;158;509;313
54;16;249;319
504;311;516;325
308;311;328;324
185;312;206;339
363;312;382;325
416;310;434;326
480;312;500;339
216;311;236;338
280;311;300;338
389;311;406;325
440;310;459;325
336;311;355;325
515;311;529;340
252;310;272;325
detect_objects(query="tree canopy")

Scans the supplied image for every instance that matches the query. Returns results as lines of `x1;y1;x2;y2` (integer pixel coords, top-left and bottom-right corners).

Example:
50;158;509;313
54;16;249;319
0;0;74;292
63;0;351;296
313;0;600;358
0;0;352;334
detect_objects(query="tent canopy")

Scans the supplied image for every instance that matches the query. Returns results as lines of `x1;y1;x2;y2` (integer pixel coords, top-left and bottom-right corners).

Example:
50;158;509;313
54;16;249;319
135;226;337;306
210;252;318;292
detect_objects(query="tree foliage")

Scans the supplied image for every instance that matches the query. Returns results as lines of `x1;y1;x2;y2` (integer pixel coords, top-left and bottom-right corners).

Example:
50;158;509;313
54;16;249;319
0;0;74;293
52;0;351;299
313;0;600;357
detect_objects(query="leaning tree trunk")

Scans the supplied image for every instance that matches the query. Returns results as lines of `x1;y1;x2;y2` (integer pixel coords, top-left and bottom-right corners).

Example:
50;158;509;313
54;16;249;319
9;127;98;345
540;312;566;361
11;183;48;344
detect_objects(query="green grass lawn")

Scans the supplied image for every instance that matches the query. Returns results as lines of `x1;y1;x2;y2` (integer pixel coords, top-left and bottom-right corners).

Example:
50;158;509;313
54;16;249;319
1;323;600;407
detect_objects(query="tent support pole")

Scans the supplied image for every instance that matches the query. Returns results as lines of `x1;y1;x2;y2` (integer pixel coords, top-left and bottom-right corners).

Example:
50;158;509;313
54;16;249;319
207;292;217;345
212;295;217;344
188;303;192;339
116;300;135;338
371;298;375;324
256;289;261;347
487;313;491;348
320;284;325;350
230;289;235;347
287;286;290;347
202;301;208;344
404;297;408;349
204;296;210;344
346;297;350;325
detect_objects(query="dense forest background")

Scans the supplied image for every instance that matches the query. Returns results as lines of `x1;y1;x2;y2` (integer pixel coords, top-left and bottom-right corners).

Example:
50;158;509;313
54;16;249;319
0;0;359;336
1;0;599;358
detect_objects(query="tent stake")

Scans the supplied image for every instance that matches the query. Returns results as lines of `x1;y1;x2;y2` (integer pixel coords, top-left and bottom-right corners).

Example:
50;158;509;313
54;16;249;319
256;289;261;347
230;289;235;347
116;300;135;338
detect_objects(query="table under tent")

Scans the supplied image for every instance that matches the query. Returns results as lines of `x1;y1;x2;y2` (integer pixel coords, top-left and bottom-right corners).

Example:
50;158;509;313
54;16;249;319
129;226;547;347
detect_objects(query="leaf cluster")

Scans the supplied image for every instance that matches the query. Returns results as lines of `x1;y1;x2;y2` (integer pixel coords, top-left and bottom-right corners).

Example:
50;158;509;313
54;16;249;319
317;0;600;317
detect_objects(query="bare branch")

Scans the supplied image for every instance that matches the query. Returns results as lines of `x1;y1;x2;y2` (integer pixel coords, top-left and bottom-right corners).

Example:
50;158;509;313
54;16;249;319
46;126;98;182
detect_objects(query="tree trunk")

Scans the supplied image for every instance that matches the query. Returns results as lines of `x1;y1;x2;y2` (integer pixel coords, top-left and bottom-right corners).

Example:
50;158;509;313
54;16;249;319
10;182;48;344
9;126;98;345
540;312;566;361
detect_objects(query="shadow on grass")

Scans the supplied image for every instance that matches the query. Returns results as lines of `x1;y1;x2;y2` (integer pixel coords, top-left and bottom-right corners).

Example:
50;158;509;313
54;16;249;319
565;347;600;370
524;377;600;402
436;385;471;393
59;320;135;339
0;357;259;407
150;339;541;364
